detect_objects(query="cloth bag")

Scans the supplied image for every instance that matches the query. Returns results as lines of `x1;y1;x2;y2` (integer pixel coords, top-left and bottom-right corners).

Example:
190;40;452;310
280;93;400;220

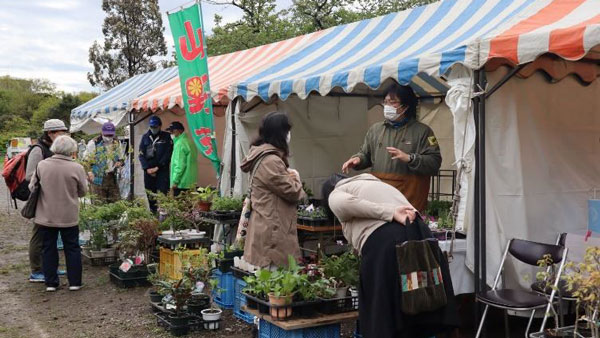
235;155;270;244
21;169;40;219
396;218;447;315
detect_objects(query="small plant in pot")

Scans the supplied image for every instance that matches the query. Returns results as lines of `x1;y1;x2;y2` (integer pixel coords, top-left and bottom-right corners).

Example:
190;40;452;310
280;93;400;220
563;246;600;338
268;270;299;320
320;251;360;298
200;278;223;330
192;186;217;212
210;196;244;219
156;277;194;335
147;264;165;304
535;254;566;337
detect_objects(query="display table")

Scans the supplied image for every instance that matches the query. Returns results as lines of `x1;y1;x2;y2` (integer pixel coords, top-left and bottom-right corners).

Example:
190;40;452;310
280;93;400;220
297;224;345;256
244;307;358;330
438;238;474;295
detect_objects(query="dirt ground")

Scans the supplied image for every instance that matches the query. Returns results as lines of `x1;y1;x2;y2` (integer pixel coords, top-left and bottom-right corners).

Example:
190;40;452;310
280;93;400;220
0;181;357;338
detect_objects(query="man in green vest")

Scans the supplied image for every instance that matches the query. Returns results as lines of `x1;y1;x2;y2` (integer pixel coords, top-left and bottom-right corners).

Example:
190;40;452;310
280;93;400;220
167;121;197;196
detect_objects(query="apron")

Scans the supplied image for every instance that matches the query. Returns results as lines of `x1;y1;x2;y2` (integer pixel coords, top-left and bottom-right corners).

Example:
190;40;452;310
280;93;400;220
372;172;430;212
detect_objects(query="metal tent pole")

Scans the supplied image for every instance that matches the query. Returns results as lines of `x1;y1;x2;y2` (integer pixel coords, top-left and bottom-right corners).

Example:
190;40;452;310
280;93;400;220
230;98;238;194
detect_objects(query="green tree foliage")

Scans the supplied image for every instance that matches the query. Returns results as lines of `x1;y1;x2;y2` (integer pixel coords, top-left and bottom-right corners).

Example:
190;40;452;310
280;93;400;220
88;0;168;90
0;76;96;153
205;0;439;56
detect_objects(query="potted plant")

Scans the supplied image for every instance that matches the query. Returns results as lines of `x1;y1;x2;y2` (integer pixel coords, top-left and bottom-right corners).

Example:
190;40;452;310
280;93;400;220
192;186;218;212
563;246;600;338
535;254;567;337
210;196;244;220
200;277;223;330
156;277;194;336
147;264;165;304
181;251;214;316
320;251;360;298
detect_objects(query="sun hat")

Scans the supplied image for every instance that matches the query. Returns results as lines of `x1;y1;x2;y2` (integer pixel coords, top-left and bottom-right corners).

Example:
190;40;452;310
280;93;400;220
43;119;68;132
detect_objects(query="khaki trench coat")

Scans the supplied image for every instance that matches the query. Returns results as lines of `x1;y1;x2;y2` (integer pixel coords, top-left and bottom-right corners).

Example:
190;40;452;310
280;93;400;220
240;143;304;268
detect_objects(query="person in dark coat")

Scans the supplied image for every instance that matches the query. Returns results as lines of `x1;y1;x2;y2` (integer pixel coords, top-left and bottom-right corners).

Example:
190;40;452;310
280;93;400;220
139;116;173;213
322;174;459;338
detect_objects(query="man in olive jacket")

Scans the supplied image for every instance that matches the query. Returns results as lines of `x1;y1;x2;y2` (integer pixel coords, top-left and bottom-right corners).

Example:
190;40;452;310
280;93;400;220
167;121;197;196
342;84;441;211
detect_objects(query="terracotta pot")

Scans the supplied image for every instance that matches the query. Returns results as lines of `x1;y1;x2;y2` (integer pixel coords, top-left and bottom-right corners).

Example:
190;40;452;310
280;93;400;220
196;201;211;212
268;293;293;320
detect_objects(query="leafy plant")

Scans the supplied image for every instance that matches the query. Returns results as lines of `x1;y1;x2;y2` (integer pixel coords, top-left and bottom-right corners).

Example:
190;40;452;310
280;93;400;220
210;196;244;212
156;277;194;317
192;186;218;203
320;251;360;289
425;200;453;218
563;246;600;337
535;254;561;333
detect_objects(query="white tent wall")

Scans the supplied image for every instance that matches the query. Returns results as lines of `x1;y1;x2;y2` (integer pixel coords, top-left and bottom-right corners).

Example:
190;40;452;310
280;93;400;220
221;94;456;204
465;67;600;289
131;107;226;200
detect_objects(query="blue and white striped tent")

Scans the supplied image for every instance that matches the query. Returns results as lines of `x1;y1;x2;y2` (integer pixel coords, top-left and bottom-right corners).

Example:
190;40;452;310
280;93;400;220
70;67;177;133
229;0;600;102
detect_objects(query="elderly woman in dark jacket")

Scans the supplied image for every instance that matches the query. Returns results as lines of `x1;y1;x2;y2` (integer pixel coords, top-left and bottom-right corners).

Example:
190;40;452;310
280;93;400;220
29;135;88;292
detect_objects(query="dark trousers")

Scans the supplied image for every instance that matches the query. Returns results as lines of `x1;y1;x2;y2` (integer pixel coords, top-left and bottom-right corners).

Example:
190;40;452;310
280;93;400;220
91;173;120;204
173;188;189;197
39;225;82;288
29;223;43;273
359;221;458;338
144;169;170;213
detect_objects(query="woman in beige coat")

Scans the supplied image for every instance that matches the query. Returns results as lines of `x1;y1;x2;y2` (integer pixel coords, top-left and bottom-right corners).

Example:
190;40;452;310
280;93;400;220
30;135;88;292
240;112;304;268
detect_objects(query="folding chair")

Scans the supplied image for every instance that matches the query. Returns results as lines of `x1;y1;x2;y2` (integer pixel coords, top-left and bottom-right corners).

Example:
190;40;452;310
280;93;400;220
475;238;568;338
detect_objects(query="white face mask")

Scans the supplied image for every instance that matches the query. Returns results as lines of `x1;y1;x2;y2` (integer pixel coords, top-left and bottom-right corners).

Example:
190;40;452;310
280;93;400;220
102;136;114;143
383;105;407;121
286;131;291;144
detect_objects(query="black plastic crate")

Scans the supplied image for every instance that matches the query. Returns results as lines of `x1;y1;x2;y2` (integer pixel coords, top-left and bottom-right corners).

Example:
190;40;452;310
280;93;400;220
82;252;118;266
109;272;151;288
243;293;324;318
154;310;221;335
319;295;358;314
216;258;233;273
109;263;150;279
231;267;252;280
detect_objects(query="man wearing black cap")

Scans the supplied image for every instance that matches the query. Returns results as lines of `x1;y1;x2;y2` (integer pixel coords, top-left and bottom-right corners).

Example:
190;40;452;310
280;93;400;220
139;116;173;213
167;121;197;197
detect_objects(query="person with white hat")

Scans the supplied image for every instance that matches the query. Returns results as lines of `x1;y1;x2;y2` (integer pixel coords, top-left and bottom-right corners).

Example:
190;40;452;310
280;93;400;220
26;119;68;283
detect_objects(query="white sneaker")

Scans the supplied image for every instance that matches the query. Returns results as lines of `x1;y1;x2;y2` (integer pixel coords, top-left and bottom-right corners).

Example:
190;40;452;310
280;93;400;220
69;285;84;291
46;287;57;292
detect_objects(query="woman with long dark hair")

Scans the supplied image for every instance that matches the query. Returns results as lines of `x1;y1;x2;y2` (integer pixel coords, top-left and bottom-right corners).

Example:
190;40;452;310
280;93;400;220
240;112;305;268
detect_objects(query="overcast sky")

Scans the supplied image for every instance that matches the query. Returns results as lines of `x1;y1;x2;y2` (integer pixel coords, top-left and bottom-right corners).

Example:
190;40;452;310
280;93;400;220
0;0;290;94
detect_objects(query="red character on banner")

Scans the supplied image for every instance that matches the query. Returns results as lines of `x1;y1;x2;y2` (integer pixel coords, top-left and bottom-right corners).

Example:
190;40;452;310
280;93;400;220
194;128;214;155
179;21;204;61
185;75;210;114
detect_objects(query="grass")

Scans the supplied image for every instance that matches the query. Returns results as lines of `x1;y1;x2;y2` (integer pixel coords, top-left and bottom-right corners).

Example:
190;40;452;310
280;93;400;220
0;262;29;275
0;326;28;338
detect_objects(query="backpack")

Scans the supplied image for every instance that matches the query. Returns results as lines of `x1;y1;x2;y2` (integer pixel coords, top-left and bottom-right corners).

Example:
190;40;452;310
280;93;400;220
2;144;47;201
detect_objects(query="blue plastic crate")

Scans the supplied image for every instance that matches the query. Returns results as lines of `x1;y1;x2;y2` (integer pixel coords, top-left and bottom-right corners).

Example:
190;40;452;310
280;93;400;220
212;270;234;309
259;319;340;338
233;277;255;324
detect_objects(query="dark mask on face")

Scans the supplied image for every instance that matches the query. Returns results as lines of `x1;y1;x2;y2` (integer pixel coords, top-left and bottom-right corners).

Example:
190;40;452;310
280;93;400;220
150;127;160;135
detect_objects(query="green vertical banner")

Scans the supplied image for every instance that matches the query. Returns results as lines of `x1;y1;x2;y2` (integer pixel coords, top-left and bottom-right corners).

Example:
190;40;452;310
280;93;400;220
168;2;220;175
